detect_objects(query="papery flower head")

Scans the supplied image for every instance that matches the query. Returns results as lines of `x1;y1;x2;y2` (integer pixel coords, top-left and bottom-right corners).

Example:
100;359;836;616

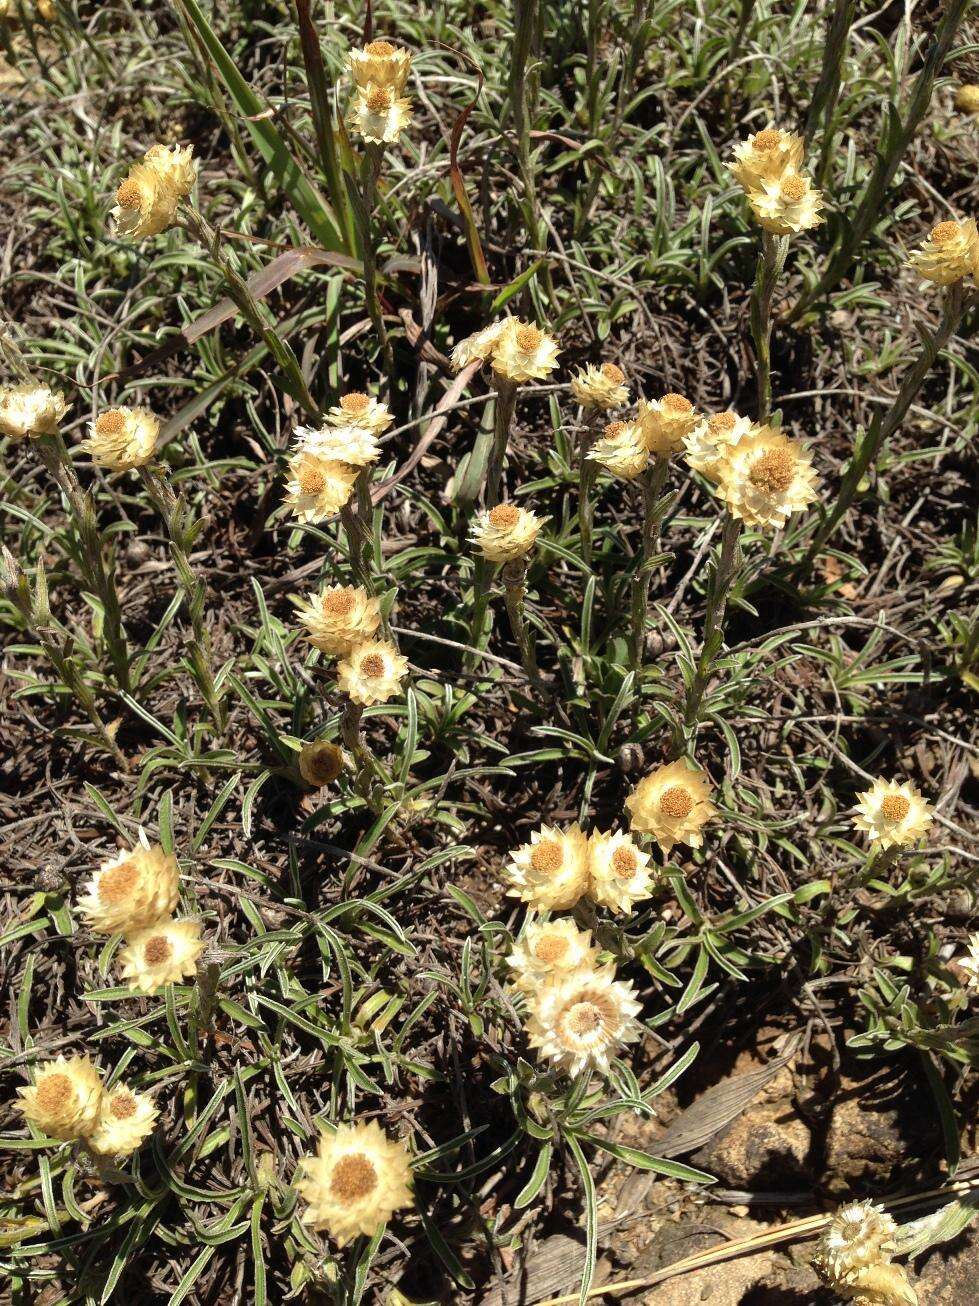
851;777;934;850
953;933;979;993
298;740;345;788
144;143;197;200
0;382;68;440
118;918;205;994
504;823;591;911
326;392;393;437
908;218;979;286
570;363;630;411
349;84;412;145
812;1202;916;1306
747;170;825;235
16;1055;103;1141
111;143;196;240
294;423;380;468
715;424;818;529
587;419;649;480
637;392;699;459
451;319;511;372
79;406;159;471
348;39;412;93
625;759;716;854
955;84;979;115
728;127;804;193
293;583;381;655
491;319;560;383
297;1119;413;1246
526;963;642;1077
506;919;601;992
76;832;180;935
470;502;546;562
588;829;656;914
284;449;357;523
684;410;753;481
337;638;407;706
86;1083;158;1157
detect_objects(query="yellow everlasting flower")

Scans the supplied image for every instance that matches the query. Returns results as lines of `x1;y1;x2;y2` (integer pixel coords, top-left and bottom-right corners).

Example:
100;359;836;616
450;319;511;372
955;84;979;114
111;143;196;240
348;40;412;94
715;424;818;529
587;829;656;914
637;392;699;459
284;449;358;523
0;382;68;440
625;759;716;854
506;919;600;992
570;363;630;411
297;1120;413;1246
77;832;180;935
17;1055;103;1141
526;963;642;1077
587;419;650;480
337;639;408;706
326;392;393;436
470;502;546;562
293;583;381;656
728;127;804;193
683;410;753;481
293;423;380;468
491;320;560;383
349;85;412;145
144;143;197;200
851;777;934;850
298;740;345;788
87;1083;158;1157
118;918;205;994
79;406;159;471
908;218;979;286
504;823;591;911
812;1203;917;1306
747;171;825;235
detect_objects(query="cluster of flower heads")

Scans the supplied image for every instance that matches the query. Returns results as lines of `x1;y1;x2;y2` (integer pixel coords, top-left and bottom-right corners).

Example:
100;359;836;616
17;1054;157;1159
728;127;825;235
347;39;413;146
77;832;204;994
812;1201;917;1305
451;316;561;382
284;391;392;524
111;143;197;241
294;580;407;706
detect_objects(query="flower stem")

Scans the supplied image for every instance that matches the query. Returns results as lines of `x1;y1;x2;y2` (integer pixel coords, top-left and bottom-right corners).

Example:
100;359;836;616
749;231;785;424
681;512;742;738
577;409;601;567
486;379;518;508
354;144;395;386
340;700;388;812
501;558;547;696
629;458;671;681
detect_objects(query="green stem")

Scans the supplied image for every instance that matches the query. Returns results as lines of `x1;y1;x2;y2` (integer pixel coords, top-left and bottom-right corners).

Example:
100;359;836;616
749;231;784;424
340;701;389;812
486;380;518;508
681;513;741;738
629;458;671;678
356;145;395;386
578;409;602;567
502;558;547;695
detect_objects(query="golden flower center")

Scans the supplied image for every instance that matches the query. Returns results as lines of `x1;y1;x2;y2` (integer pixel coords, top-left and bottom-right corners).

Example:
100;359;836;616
360;653;386;678
36;1074;72;1112
535;934;570;964
330;1152;378;1203
489;503;520;529
752;129;781;151
306;744;343;784
110;1092;137;1120
365;39;395;56
749;448;795;494
95;409;127;435
323;589;356;617
780;174;805;202
708;411;737;433
662;392;692;412
515;325;542;352
298;463;326;495
530;840;563;875
600;363;625;383
881;794;910;823
98;859;139;903
930;221;961;245
366;87;392;114
340;392;370;414
659;785;693;819
611;846;638;878
115;179;142;209
562;993;614;1039
604;420;628;439
144;936;172;966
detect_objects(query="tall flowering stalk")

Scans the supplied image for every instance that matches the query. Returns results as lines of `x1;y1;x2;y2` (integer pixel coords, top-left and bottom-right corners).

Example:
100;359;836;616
570;363;630;566
470;501;547;694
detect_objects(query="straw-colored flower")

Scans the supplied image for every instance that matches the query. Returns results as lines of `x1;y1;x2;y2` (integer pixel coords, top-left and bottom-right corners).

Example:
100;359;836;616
812;1202;917;1306
851;777;934;850
683;410;752;480
504;823;591;911
570;363;630;411
77;832;180;935
294;423;380;468
588;830;656;914
470;502;546;562
728;127;804;193
348;39;412;94
507;919;601;992
144;143;197;201
954;933;979;993
491;320;560;383
298;740;345;788
118;918;205;994
625;759;716;854
526;964;642;1077
79;407;159;471
284;450;357;523
715;424;818;529
297;1119;413;1246
747;170;824;235
337;639;408;706
86;1084;158;1157
293;583;381;656
451;320;511;372
111;143;196;240
908;218;979;286
587;419;649;480
326;392;393;437
0;382;68;440
16;1055;103;1141
637;393;699;459
349;85;412;145
955;84;979;115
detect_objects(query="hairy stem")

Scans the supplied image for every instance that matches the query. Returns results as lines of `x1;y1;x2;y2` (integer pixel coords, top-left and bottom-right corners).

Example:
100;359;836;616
629;457;671;679
486;379;519;508
681;512;742;736
502;558;547;695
